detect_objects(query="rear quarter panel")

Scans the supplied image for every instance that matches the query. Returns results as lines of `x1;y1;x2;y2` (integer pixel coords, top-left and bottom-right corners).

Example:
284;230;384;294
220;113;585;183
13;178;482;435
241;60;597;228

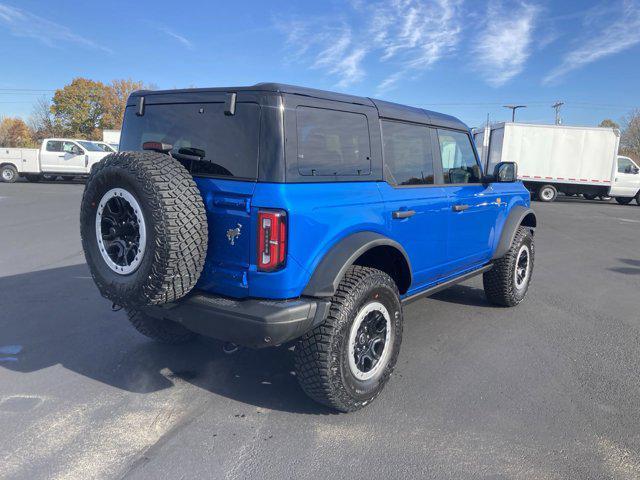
249;182;386;298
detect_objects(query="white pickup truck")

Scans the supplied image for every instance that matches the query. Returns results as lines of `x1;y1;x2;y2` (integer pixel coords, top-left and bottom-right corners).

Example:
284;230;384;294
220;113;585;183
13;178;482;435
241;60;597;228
0;138;111;183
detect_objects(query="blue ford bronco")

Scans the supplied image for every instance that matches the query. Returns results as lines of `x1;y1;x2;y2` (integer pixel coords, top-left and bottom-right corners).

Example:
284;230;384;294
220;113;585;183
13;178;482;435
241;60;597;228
80;83;537;412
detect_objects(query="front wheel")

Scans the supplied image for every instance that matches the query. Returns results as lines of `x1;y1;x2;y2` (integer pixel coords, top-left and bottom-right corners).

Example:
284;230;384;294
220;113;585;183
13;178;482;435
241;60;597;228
483;226;534;307
295;266;403;412
615;197;633;205
1;164;18;183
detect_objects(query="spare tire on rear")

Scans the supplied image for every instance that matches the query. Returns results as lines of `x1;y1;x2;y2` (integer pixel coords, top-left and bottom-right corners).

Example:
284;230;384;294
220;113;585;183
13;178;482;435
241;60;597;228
80;151;208;307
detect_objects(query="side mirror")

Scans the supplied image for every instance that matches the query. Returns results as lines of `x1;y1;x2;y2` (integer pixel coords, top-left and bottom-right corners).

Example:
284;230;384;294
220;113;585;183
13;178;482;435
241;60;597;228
632;166;639;175
493;161;518;182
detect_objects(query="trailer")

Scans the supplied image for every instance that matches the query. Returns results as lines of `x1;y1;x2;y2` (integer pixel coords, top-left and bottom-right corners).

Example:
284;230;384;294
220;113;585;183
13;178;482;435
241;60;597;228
473;123;640;204
0;138;110;183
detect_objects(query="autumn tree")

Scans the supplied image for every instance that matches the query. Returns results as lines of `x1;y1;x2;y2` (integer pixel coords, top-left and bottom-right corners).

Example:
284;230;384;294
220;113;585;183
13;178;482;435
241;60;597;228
102;78;145;130
51;78;109;139
598;119;619;129
50;77;148;139
620;110;640;162
29;97;63;141
0;117;35;147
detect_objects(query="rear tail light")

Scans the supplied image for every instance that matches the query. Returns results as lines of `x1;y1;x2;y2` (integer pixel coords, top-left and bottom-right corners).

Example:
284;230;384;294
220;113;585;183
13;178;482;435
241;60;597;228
257;209;287;271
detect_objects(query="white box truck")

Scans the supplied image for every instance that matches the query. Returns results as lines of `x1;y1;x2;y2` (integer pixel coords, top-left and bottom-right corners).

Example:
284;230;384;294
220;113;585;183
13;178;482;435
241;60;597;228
0;138;111;183
473;123;640;205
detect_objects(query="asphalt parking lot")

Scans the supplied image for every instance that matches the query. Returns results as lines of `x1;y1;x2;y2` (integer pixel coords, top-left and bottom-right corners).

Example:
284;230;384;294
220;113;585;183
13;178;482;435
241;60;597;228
1;181;640;480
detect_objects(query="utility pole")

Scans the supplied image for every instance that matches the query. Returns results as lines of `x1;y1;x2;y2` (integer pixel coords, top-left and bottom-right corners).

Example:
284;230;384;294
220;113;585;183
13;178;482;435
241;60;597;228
503;104;526;122
552;101;564;125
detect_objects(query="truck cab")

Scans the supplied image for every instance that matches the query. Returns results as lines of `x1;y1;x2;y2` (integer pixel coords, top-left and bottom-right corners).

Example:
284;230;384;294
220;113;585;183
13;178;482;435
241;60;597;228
0;138;111;183
40;139;109;174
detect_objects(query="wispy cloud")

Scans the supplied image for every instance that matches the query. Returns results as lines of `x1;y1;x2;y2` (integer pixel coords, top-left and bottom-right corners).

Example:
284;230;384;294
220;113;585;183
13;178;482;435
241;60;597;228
472;1;540;87
276;0;462;93
543;0;640;84
0;3;112;53
372;0;462;93
157;25;193;49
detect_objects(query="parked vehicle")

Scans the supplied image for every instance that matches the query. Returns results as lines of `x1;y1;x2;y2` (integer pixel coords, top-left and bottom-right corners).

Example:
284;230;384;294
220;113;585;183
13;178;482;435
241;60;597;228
80;83;537;412
473;123;640;204
92;141;118;153
0;138;111;183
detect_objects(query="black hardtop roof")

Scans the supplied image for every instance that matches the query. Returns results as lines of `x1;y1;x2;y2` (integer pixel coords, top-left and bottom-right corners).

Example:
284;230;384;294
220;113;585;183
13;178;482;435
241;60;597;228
129;82;469;131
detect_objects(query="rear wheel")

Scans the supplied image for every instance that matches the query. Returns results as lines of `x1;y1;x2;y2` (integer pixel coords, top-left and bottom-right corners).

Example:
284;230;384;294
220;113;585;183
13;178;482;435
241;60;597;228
1;164;18;183
127;309;196;344
616;197;633;205
295;266;403;412
537;184;557;202
483;226;534;307
80;151;208;308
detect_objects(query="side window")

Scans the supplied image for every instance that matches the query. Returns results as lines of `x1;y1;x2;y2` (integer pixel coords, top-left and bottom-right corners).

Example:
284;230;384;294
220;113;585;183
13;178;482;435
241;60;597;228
381;120;434;186
63;141;80;154
296;106;371;176
46;140;62;152
618;157;636;174
437;129;482;184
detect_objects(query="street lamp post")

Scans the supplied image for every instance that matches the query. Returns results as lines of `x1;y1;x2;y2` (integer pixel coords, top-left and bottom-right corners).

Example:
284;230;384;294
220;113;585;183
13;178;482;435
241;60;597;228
503;104;527;122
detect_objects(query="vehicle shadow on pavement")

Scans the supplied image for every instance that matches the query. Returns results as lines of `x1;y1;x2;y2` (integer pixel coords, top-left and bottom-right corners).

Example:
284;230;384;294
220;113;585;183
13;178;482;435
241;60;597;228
0;264;331;415
609;258;640;276
430;284;491;308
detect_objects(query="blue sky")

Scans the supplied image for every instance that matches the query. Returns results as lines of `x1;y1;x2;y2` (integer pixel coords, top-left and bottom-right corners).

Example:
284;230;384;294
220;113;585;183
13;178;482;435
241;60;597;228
1;0;639;128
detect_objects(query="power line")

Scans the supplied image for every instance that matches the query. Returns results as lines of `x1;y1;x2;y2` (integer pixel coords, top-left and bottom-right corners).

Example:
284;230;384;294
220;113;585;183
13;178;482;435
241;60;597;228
0;88;55;92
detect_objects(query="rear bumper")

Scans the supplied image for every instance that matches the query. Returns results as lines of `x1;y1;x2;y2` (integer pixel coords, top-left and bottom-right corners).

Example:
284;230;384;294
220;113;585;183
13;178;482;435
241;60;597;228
142;291;331;348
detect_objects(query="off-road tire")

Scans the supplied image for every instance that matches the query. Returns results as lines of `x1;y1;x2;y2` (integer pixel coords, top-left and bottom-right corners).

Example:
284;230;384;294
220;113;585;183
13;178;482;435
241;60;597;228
294;266;403;412
537;184;557;202
80;151;208;308
483;226;534;307
1;164;18;183
25;174;42;182
127;309;196;344
615;197;633;205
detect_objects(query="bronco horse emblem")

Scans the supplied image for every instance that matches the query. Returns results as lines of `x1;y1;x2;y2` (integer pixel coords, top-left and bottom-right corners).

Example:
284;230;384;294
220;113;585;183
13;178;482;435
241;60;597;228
226;223;242;245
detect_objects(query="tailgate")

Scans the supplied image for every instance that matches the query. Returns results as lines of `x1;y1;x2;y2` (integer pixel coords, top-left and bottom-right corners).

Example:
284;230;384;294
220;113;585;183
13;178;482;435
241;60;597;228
194;178;256;298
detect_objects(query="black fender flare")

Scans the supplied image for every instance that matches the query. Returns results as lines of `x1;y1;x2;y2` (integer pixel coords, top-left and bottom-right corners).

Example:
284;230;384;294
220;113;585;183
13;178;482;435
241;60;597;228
492;206;538;260
302;231;412;297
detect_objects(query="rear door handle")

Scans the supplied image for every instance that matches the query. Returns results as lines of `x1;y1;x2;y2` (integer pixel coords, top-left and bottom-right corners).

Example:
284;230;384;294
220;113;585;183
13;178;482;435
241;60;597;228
452;204;469;212
392;210;416;219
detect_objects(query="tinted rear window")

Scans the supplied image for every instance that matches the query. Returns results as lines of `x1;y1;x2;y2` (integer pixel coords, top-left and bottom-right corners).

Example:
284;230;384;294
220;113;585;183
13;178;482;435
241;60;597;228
381;120;434;186
296;106;371;176
120;102;260;179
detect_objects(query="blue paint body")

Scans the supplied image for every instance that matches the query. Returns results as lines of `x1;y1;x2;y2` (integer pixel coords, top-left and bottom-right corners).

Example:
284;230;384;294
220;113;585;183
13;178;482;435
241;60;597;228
193;177;530;300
